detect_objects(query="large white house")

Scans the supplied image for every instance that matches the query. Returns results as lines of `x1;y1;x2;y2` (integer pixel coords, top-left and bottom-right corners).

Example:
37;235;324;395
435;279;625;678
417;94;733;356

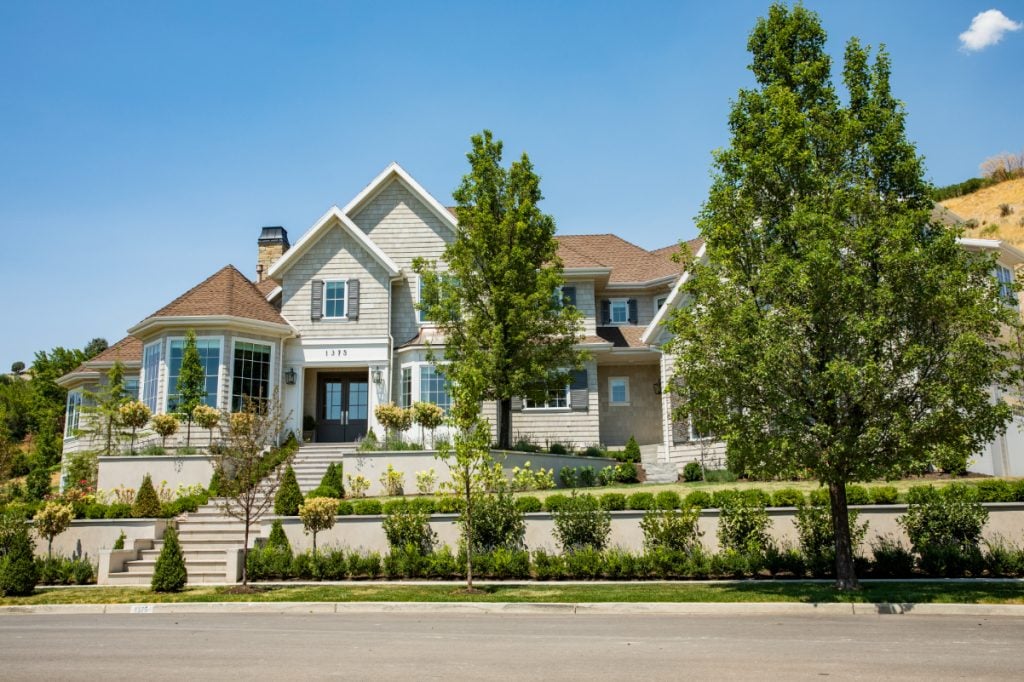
57;163;1024;477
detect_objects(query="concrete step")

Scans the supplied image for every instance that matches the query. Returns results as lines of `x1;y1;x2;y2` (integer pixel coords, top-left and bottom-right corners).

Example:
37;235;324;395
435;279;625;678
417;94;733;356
124;558;227;574
141;548;227;562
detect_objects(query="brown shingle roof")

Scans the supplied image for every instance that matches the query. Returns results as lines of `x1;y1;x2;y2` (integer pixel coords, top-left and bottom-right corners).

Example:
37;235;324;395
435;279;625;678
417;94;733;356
593;326;649;348
254;278;280;298
651;237;703;263
62;336;142;383
555;234;682;283
140;265;288;326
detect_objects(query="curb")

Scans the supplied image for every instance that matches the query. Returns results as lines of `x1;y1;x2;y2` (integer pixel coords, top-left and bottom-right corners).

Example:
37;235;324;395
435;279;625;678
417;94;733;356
2;602;1023;616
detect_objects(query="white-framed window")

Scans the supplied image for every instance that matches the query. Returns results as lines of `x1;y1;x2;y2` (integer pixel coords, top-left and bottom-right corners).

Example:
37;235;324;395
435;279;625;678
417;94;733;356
400;367;413;408
166;337;221;412
688;414;714;441
123;376;139;401
610;299;629;324
525;385;570;410
64;391;82;438
995;264;1016;304
323;280;347;318
419;364;451;412
231;340;273;411
141;340;161;412
609;377;630;406
656;296;667;310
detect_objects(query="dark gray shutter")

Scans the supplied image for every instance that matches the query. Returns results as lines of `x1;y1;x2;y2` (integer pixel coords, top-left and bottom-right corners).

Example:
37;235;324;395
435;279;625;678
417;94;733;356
510;396;524;412
311;280;324;320
627;299;638;324
569;369;588;412
562;286;577;308
600;299;611;325
347;279;360;320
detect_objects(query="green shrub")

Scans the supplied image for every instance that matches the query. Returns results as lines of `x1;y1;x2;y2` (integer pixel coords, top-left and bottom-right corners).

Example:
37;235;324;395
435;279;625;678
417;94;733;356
132;474;162;518
383;545;429;578
739;489;771;507
382;498;409;515
274;466;303;515
247;546;294;581
352;499;382;516
703;468;737;483
845;485;870;506
543;494;570;512
317;463;345;498
563;546;605;579
515;496;543;513
436;496;464;514
408;497;436;515
336;500;353;515
771;488;805;507
474;548;532;579
0;515;38;596
552;493;611;553
655;491;681;510
682;462;703;483
104;503;133;519
583;445;606;458
869;535;915;578
793;503;868;577
763;544;806;577
613;462;639;484
717;495;771;554
973;479;1015;503
808;488;830;506
549;443;568;455
1013;479;1024;502
531;548;565;580
710;489;737;509
304;485;337;501
983;537;1024;578
382;507;436;555
26;467;50;501
627;492;656;511
267;520;292;553
512;439;542;453
348;551;383;579
710;549;752;578
684;491;712;510
640;507;702;553
624;436;641;462
869;485;899;505
35;556;96;585
559;467;577;488
151;527;187;592
465;491;525;554
900;484;988;577
904;484;936;506
576;467;597;488
112;531;126;550
208;469;222;496
599;493;626;511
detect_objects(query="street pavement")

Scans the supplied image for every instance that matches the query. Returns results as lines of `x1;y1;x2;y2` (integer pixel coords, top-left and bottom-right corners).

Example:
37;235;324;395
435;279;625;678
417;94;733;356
1;612;1022;680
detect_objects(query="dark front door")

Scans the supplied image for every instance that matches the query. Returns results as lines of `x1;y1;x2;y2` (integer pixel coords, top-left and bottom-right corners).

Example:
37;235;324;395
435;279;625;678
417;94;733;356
316;375;369;443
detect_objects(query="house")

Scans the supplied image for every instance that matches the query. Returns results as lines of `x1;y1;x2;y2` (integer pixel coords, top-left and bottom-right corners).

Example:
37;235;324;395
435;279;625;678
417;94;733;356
56;163;697;475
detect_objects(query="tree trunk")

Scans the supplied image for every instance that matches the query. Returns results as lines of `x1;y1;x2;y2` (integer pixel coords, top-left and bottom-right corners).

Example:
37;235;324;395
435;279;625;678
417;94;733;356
242;509;250;586
186;418;192;447
497;397;512;450
828;481;859;591
465;474;473;589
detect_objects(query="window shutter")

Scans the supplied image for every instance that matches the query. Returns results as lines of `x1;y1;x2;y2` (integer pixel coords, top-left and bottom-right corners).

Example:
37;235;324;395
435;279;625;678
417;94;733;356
627;299;638;324
347;279;360;320
569;369;588;412
510;396;524;412
311;280;324;320
562;286;577;308
600;299;611;325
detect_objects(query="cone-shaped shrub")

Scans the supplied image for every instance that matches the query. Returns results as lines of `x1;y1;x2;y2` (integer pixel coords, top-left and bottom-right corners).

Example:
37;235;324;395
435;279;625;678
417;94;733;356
151;526;187;592
267;519;292;554
0;524;38;596
274;466;304;515
133;474;162;518
319;463;345;498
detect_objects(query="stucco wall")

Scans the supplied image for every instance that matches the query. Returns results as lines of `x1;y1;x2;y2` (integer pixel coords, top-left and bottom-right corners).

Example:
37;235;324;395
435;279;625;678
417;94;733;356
97;455;215;492
597;363;662;446
30;519;168;561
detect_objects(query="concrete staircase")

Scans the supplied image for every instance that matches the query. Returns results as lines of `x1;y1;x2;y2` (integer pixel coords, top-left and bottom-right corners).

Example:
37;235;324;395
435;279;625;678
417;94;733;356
292;442;356;493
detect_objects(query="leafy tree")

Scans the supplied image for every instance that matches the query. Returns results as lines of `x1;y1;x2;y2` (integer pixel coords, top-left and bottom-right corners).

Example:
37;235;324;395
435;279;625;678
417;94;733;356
150;414;178;448
299;497;337;553
667;3;1019;589
26;466;50;501
80;362;129;456
0;513;38;596
119;400;151;455
413;130;584;449
10;361;25;375
34;501;74;557
83;338;109;359
30;346;87;436
174;330;207;447
274;465;304;516
151;526;187;592
191;404;221;448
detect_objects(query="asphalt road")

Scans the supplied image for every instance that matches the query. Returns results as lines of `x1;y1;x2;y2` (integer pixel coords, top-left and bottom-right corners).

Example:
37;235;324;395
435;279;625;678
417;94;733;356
1;612;1022;680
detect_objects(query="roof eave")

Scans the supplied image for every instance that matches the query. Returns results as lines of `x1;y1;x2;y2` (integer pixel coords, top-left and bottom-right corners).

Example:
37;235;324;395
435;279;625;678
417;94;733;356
128;315;295;338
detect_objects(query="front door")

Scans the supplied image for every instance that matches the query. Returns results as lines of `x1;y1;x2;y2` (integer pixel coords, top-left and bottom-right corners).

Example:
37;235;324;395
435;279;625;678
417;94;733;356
316;374;369;443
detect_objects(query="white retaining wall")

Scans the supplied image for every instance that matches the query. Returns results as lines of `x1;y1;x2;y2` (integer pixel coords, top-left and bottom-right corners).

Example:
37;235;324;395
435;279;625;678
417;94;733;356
96;456;216;492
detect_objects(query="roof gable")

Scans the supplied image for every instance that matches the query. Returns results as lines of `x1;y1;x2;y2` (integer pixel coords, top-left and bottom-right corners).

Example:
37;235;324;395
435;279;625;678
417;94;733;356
343;162;458;233
135;265;289;327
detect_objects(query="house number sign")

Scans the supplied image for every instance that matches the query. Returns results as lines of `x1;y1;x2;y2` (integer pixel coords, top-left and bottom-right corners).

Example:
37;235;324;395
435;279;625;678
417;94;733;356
325;349;348;358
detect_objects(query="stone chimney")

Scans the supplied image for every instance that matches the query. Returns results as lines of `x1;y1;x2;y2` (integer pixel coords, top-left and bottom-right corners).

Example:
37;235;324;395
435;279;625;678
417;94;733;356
256;226;289;282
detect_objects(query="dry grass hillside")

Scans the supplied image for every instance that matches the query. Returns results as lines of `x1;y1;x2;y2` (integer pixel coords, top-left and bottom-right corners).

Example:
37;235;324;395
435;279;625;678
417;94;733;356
941;177;1024;246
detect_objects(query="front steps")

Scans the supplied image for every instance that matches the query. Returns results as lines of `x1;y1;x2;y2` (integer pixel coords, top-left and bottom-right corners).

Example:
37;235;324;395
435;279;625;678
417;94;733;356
292;442;357;493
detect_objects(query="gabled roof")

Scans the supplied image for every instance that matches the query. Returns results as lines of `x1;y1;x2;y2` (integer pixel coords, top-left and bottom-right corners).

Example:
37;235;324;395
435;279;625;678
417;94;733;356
131;265;290;330
58;336;142;386
641;240;708;346
555;234;682;284
266;206;401;279
343;162;459;233
651;237;703;264
254;278;280;298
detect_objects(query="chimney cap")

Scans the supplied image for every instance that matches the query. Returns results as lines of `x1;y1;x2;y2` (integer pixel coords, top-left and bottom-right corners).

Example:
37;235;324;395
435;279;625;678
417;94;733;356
258;226;289;246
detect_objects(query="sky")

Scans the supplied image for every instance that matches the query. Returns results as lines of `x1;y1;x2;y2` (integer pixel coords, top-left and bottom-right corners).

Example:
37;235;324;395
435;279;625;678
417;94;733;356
1;1;1022;368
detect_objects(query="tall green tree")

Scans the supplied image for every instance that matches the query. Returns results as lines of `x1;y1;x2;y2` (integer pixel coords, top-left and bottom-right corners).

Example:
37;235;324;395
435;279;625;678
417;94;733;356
667;3;1018;590
80;362;129;456
413;130;584;449
175;330;207;447
83;338;109;360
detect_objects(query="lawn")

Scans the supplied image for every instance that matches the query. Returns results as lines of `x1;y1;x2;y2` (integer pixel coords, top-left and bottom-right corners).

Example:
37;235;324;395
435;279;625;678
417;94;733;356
3;582;1022;606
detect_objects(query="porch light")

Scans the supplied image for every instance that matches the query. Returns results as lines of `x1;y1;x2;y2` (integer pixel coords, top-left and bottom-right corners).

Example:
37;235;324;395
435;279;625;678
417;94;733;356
653;381;662;395
284;367;297;385
371;366;383;385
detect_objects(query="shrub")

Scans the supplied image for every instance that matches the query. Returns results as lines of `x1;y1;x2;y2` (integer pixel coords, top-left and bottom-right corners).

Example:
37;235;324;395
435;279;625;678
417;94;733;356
267;519;292;553
763;543;806;577
375;402;412;439
808;488;830;506
383;507;436;555
299;497;338;552
641;507;703;552
598;466;616;486
415;468;437;495
352;499;382;516
623;436;641;461
627;492;656;510
559;467;577;489
973;479;1015;503
983;537;1024;578
869;485;899;504
512;438;542;453
382;498;409;515
104;503;133;519
845;485;870;506
684;490;712;510
133;474;162;518
771;488;805;507
869;535;915;578
34;501;74;556
151;527;187;592
904;484;936;506
655;491;681;510
682;461;703;483
26;466;50;501
612;462;638;484
703;468;737;483
717;495;772;554
408;497;436;514
112;531;126;550
150;413;179;447
466;491;525;554
531;548;566;580
1013;479;1024;502
317;463;344;498
599;493;626;511
0;515;38;596
515;496;543;513
35;556;96;585
549;443;568;455
274;466;303;516
411;401;444;445
576;466;597;488
436;496;464;514
336;500;353;515
346;475;370;498
543;494;570;512
583;445;605;458
474;548;532;579
794;503;868;577
378;464;404;497
551;493;611;553
900;484;988;576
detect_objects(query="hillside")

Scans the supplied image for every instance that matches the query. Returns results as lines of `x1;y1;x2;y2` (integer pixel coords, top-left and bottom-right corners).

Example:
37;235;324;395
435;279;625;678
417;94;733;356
940;177;1024;246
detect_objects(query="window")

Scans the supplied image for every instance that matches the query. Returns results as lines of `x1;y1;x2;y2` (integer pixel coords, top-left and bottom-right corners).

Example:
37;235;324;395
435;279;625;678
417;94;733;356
167;338;220;411
689;415;714;441
525;385;569;410
324;280;347;318
64;391;82;438
123;377;139;401
232;341;272;411
609;377;630;405
610;299;629;324
656;297;667;310
141;341;161;411
995;264;1016;304
417;274;458;324
419;365;451;412
400;367;412;408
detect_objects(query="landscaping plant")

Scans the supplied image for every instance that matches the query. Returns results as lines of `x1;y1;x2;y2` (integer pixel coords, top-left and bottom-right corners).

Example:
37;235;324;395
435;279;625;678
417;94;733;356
0;512;38;596
274;465;304;516
151;526;187;592
33;501;73;557
552;492;612;553
300;497;338;553
132;474;162;518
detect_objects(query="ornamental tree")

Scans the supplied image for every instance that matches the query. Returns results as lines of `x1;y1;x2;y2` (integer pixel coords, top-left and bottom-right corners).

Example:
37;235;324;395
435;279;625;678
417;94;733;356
413;130;584;450
666;3;1019;590
119;400;151;455
150;414;178;448
299;497;338;553
34;501;74;557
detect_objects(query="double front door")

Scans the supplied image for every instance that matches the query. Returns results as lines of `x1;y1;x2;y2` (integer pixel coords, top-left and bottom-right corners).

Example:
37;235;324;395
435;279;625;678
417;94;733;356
316;374;369;442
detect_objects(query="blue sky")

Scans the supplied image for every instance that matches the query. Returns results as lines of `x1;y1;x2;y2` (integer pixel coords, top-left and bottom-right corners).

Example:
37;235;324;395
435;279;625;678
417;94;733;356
1;1;1022;367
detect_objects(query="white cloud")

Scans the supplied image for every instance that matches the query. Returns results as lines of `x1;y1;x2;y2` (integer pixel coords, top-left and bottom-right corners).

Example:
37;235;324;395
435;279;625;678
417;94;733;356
959;9;1023;51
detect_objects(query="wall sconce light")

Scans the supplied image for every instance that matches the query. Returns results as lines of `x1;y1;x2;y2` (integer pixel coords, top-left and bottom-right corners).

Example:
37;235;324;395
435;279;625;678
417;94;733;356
653;380;662;395
371;366;384;385
284;367;297;385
